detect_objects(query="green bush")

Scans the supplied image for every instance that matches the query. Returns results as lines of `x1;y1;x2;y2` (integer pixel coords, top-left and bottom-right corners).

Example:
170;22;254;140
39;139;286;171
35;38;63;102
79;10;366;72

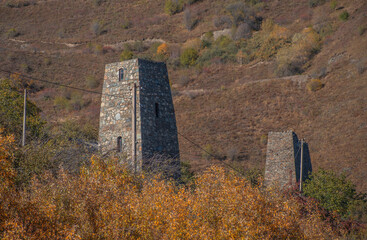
309;0;326;8
180;48;199;66
120;49;134;61
303;169;365;218
0;78;44;141
164;0;184;15
339;11;349;21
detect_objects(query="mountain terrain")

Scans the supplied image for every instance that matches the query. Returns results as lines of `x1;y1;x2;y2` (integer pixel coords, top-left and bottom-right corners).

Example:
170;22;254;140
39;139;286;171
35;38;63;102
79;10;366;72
0;0;366;191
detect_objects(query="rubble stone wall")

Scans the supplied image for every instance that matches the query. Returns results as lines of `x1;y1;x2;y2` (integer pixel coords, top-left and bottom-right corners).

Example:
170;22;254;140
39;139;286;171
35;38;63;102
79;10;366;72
264;131;312;189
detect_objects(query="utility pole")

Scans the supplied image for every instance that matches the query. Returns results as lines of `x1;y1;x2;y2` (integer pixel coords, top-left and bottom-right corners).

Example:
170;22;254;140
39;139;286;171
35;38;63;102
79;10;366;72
299;139;304;192
132;83;137;173
22;89;27;147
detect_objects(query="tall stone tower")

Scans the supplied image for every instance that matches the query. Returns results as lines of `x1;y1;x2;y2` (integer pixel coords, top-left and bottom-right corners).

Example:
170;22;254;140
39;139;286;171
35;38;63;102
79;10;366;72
98;59;180;174
264;131;312;189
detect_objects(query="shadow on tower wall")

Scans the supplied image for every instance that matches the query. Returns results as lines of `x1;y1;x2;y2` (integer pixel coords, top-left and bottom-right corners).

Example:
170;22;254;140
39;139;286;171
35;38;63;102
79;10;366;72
294;137;312;183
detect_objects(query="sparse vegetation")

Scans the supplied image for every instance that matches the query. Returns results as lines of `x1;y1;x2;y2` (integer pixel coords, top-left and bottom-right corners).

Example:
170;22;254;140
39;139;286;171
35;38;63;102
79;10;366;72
275;27;320;76
164;0;184;15
306;79;324;92
339;11;349;21
0;78;44;141
156;43;170;61
304;169;367;219
180;48;199;66
120;49;134;61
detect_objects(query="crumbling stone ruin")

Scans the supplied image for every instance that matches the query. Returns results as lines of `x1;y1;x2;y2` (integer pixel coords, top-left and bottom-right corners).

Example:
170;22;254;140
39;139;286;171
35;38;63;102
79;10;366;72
264;131;312;189
98;59;180;175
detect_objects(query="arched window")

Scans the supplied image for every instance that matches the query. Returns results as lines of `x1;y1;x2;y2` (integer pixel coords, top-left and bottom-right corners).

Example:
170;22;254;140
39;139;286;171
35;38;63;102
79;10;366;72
118;68;124;81
117;136;122;152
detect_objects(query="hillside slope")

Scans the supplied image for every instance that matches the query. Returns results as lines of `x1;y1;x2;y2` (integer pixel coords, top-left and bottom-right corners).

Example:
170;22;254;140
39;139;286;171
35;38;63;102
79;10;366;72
0;0;366;190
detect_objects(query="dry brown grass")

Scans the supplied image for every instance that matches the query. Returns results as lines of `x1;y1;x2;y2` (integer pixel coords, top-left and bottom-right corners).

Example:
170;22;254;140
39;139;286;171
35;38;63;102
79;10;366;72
0;0;366;192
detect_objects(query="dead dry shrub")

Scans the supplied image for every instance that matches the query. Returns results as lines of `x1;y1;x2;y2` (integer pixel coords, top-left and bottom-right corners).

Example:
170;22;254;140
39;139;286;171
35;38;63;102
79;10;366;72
213;15;232;28
183;7;198;31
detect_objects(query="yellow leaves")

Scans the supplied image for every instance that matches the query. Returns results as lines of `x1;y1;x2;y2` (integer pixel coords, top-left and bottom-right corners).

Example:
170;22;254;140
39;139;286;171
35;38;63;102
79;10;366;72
0;154;338;239
0;129;16;191
156;43;169;58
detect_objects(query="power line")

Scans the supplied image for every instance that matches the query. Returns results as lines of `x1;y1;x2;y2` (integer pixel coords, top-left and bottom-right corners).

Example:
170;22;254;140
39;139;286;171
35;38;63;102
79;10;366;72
0;68;132;97
0;70;247;176
177;131;246;176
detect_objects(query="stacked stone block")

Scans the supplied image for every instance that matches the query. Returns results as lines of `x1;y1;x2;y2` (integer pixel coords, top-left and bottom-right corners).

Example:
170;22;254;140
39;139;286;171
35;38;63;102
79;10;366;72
264;131;312;189
99;59;180;174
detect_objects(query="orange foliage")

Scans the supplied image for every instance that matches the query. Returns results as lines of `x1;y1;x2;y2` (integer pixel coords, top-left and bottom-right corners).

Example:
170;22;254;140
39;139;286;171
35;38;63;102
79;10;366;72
0;129;16;191
0;154;340;239
156;43;169;59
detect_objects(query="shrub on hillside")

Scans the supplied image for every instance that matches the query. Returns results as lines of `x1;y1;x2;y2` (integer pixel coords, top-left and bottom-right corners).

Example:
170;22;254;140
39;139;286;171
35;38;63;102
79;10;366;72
0;78;44;141
180;48;199;66
304;169;366;218
120;49;134;61
156;43;170;61
275;27;320;76
164;0;184;15
339;11;349;21
306;79;324;92
238;20;290;63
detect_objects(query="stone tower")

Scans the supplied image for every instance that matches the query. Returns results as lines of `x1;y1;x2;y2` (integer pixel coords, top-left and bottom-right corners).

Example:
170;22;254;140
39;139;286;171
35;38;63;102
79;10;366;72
98;59;180;174
264;131;312;189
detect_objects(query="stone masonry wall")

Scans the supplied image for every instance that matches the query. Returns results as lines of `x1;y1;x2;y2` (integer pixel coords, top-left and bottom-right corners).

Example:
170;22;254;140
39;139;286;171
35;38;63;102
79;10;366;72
99;59;179;174
139;59;180;160
264;131;312;189
99;59;142;169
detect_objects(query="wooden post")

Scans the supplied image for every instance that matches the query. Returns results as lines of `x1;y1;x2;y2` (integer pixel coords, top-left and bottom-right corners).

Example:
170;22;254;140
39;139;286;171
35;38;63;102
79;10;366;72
22;89;27;147
299;139;304;192
132;83;137;173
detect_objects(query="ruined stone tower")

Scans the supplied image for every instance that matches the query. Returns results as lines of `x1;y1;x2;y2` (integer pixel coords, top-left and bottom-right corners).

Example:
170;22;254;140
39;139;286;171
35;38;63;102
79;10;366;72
98;59;180;174
264;131;311;189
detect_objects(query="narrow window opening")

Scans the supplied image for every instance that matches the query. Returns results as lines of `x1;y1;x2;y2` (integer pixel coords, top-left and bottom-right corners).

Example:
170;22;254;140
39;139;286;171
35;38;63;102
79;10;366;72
118;69;124;82
117;136;122;152
155;103;159;118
